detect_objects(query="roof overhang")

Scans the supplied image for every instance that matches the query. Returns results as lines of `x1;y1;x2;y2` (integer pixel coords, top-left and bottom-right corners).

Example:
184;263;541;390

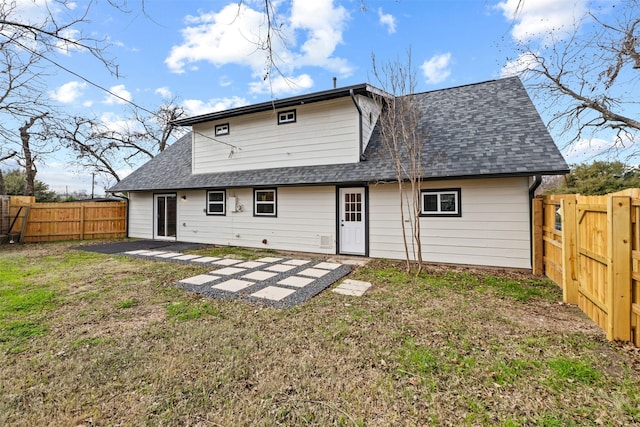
173;83;382;126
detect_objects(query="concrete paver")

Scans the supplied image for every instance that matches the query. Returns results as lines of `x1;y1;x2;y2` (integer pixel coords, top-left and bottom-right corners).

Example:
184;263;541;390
242;270;277;281
210;267;246;275
236;261;267;269
266;264;296;273
251;286;296;301
213;279;255;292
212;258;243;266
179;274;220;285
278;276;315;288
332;279;372;296
298;268;330;278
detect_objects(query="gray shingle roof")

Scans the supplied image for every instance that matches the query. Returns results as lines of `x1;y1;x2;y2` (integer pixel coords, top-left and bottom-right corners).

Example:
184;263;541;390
109;77;568;193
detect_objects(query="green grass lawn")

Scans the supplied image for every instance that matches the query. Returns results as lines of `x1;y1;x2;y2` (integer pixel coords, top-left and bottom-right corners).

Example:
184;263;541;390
1;241;638;426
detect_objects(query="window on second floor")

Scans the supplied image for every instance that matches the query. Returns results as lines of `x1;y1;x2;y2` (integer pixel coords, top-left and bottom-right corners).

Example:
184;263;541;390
215;123;229;136
278;110;296;125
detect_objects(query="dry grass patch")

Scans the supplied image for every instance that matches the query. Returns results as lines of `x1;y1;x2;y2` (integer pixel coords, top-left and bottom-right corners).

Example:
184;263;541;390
0;241;639;426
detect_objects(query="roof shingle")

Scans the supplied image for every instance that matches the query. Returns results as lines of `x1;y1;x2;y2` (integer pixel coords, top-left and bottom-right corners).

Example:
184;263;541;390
109;77;568;193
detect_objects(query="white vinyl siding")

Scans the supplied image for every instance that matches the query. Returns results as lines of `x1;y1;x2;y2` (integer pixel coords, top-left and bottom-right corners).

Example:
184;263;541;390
357;95;381;152
175;186;336;254
127;192;154;239
368;177;532;269
192;98;360;174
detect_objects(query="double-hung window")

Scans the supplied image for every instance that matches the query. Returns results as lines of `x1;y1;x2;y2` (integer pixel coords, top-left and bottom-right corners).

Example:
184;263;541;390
254;189;277;217
420;189;461;217
207;190;226;215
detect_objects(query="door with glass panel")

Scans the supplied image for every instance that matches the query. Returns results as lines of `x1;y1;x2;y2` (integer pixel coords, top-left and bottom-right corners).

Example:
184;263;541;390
339;187;366;255
154;194;177;240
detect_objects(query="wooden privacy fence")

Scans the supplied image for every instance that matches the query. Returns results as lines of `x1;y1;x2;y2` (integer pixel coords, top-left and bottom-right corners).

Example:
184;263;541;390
6;196;127;243
533;189;640;348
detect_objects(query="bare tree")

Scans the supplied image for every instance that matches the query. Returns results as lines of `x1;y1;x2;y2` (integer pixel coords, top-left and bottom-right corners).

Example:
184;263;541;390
51;102;187;183
371;51;425;273
508;0;640;152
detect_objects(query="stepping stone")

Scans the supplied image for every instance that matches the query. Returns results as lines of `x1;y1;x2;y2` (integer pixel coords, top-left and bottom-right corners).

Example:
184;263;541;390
284;259;310;266
298;268;329;278
251;286;296;301
174;254;202;261
242;271;277;281
125;249;153;255
192;256;222;263
257;257;283;263
157;252;183;258
212;258;242;266
179;274;220;285
332;279;372;296
278;276;314;288
212;279;254;292
236;261;266;269
210;267;246;275
144;251;169;256
314;262;342;270
266;264;296;273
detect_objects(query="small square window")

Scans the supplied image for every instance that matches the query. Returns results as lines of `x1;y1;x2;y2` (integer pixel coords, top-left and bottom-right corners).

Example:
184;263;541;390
215;123;229;136
254;189;277;217
207;190;226;215
278;110;296;124
420;189;461;217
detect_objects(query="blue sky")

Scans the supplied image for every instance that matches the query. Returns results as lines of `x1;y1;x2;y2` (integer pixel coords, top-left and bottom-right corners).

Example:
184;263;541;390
4;0;628;194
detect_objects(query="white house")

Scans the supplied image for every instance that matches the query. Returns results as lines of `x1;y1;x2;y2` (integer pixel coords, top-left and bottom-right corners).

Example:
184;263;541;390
109;77;568;269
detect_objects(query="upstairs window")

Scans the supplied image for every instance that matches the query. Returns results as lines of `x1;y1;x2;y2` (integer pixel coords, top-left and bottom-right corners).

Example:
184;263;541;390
420;189;461;217
278;110;296;125
254;189;277;217
215;123;229;136
207;190;226;215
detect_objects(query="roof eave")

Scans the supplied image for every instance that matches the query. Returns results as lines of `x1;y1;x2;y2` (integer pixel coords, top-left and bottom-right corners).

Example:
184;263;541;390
173;83;376;126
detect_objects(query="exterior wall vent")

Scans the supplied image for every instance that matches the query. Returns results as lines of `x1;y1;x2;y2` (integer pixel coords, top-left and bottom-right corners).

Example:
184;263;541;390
319;235;333;248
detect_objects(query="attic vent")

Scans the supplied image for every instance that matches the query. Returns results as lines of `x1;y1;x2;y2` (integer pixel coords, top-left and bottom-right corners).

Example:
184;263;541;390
319;235;333;248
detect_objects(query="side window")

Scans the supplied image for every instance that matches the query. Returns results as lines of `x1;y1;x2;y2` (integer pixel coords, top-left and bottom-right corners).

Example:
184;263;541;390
207;190;226;215
420;189;461;217
254;189;277;217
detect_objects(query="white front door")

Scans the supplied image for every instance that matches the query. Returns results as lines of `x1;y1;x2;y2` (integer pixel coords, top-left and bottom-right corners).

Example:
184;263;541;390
154;194;177;240
339;187;366;255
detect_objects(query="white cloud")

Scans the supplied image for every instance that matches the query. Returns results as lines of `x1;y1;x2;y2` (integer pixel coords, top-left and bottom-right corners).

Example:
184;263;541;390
495;0;587;42
249;74;314;95
500;51;539;77
103;84;132;105
49;81;86;104
182;96;249;117
155;87;172;99
563;134;639;164
98;112;137;133
377;8;396;34
165;0;352;84
421;53;452;84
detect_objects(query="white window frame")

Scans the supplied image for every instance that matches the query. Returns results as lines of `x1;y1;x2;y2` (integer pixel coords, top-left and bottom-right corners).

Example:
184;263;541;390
215;123;229;136
420;189;461;217
206;190;226;215
278;110;296;125
254;189;277;217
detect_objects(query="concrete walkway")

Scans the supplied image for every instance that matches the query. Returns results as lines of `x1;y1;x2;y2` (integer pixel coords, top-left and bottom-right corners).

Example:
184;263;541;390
123;249;355;308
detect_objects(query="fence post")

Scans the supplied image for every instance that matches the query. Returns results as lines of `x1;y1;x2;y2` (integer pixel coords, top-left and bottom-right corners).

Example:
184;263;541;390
80;204;85;240
607;195;632;341
532;197;544;275
561;195;579;305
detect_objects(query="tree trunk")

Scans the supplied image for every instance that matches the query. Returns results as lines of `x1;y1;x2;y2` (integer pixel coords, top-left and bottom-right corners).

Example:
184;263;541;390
19;114;46;197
